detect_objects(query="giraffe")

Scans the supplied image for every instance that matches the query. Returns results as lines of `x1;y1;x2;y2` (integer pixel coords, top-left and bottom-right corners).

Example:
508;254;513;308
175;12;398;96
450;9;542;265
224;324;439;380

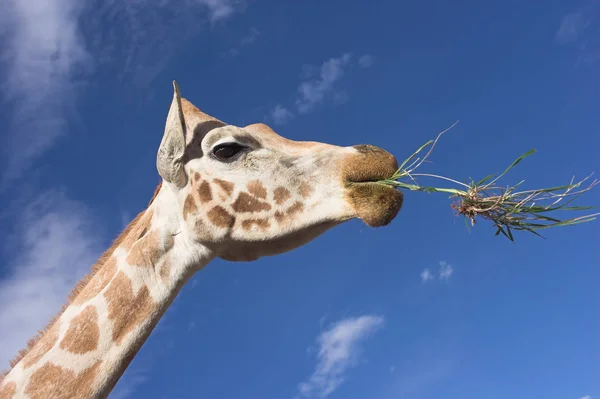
0;81;403;399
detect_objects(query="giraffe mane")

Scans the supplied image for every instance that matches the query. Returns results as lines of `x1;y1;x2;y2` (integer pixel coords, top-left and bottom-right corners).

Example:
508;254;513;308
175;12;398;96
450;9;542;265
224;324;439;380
0;181;163;382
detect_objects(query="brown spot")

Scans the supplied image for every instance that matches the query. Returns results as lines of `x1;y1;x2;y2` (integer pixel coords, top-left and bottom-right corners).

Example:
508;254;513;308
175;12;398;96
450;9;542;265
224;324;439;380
0;381;16;399
197;181;213;203
232;192;272;213
22;322;59;369
287;202;304;216
275;201;304;224
126;230;161;267
298;182;313;198
183;194;197;220
73;257;117;306
207;206;236;228
214;179;234;197
104;272;154;345
193;218;213;239
159;258;171;283
193;172;201;182
241;218;270;231
25;361;101;399
273;187;291;205
120;209;154;251
59;306;100;354
247;180;267;200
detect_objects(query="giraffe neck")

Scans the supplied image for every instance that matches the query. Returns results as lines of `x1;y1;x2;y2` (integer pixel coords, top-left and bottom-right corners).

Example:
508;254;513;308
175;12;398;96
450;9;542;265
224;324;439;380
0;184;215;399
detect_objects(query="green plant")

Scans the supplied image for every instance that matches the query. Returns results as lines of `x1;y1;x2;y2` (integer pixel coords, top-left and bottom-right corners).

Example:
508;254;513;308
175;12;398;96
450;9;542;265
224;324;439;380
378;122;599;241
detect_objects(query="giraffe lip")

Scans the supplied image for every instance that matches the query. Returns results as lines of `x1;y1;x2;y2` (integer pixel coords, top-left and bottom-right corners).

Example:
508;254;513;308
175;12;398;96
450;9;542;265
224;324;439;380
346;182;403;227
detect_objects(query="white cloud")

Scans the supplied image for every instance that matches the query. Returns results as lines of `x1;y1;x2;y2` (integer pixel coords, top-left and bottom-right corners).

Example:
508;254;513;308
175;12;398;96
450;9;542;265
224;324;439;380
271;104;294;125
0;190;103;369
224;27;260;57
197;0;239;23
556;10;590;45
420;268;434;282
0;0;247;183
0;0;91;182
298;315;384;399
358;54;374;68
554;2;600;65
109;367;150;399
438;261;454;280
420;261;454;282
579;396;591;399
296;53;353;113
240;27;260;46
266;52;373;123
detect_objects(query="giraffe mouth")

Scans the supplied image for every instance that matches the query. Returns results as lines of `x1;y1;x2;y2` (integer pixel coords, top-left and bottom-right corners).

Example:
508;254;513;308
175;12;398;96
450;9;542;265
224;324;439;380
347;183;403;227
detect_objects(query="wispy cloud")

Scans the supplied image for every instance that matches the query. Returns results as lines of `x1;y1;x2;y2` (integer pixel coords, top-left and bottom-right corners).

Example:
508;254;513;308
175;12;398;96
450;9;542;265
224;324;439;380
224;27;260;57
420;268;434;282
358;54;374;68
556;9;591;45
298;315;384;399
554;2;600;64
0;0;91;182
109;367;150;399
271;104;295;125
295;53;353;113
438;260;454;280
420;261;454;283
0;0;248;183
0;191;103;369
269;53;374;125
579;395;592;399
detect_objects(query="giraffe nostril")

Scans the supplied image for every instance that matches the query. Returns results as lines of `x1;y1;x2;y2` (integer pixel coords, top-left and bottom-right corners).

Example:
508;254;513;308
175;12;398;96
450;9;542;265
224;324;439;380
352;144;386;155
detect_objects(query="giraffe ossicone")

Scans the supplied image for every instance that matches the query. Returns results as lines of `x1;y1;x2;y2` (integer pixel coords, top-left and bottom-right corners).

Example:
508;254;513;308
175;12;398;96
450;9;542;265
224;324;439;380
0;81;403;399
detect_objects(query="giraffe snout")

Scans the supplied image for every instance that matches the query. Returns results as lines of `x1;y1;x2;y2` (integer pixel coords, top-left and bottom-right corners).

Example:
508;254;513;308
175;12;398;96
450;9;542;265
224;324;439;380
345;144;399;183
341;144;403;227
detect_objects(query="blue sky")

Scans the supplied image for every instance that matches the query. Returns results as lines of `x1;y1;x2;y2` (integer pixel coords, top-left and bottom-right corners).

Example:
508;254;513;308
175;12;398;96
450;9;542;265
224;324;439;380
0;1;599;398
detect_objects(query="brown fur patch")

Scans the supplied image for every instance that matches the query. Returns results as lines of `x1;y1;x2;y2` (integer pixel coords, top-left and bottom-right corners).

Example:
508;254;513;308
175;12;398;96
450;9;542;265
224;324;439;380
298;182;313;198
275;201;305;224
120;209;155;251
21;322;59;369
232;192;272;213
207;206;236;228
193;172;201;182
183;194;197;220
72;257;117;306
241;218;270;231
59;306;100;354
159;258;171;283
25;361;101;399
273;187;291;205
197;181;212;203
126;230;161;267
0;381;15;399
247;180;267;200
104;271;154;346
194;218;213;239
214;179;234;196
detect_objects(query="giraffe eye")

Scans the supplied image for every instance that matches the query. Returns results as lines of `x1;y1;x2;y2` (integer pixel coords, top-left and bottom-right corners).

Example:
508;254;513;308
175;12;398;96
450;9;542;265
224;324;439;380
212;143;245;161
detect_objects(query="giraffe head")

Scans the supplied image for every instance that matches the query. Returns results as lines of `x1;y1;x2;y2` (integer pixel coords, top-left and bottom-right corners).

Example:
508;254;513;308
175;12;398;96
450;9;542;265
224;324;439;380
157;82;403;261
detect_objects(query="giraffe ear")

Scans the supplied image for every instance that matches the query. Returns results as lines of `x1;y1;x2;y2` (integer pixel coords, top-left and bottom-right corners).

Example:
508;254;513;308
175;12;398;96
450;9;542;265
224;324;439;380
157;80;187;188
